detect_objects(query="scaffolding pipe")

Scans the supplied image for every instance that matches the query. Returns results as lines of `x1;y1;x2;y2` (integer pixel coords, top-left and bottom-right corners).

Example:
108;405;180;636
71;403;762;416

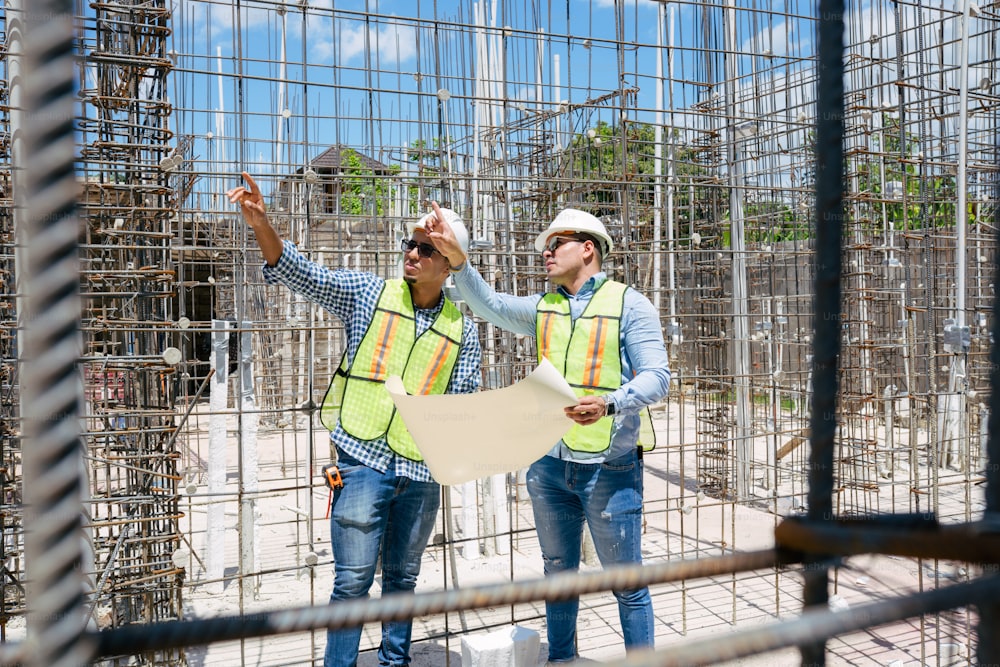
653;4;664;313
665;5;679;344
943;0;975;472
724;0;754;499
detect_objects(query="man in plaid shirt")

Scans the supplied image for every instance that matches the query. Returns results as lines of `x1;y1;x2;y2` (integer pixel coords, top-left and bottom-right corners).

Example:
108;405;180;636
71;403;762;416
228;173;481;667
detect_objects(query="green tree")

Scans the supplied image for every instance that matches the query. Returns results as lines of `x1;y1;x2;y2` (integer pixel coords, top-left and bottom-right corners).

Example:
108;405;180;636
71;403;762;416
743;201;811;243
563;121;714;245
855;114;958;231
405;138;448;215
339;148;399;216
564;120;658;217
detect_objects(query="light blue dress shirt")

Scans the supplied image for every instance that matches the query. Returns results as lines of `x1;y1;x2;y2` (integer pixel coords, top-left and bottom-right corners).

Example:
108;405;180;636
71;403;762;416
451;262;670;463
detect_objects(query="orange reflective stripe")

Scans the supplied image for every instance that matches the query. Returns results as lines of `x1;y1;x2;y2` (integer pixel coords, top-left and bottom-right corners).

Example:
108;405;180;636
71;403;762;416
539;312;555;359
585;316;607;386
369;313;400;380
418;337;453;394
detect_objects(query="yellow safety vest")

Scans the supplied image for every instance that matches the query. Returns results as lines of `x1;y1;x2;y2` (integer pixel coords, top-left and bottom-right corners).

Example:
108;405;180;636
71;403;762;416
536;280;656;453
320;279;465;461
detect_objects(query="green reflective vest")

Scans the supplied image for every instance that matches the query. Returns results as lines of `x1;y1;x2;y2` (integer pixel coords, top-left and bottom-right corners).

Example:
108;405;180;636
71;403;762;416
536;280;655;453
320;279;465;461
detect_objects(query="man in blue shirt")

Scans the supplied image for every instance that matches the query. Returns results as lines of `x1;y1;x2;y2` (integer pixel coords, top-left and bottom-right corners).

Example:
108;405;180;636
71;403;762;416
423;203;670;665
227;175;481;667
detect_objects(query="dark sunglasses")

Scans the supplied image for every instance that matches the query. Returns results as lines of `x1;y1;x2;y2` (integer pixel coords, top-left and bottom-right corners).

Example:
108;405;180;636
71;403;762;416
401;238;440;259
543;234;590;254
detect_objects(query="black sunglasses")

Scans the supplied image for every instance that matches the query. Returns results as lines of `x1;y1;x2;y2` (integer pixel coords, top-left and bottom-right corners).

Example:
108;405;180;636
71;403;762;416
543;234;590;254
401;238;440;259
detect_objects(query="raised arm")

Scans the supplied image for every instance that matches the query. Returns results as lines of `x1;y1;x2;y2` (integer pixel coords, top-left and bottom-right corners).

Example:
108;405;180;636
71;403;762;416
227;171;283;266
422;201;539;335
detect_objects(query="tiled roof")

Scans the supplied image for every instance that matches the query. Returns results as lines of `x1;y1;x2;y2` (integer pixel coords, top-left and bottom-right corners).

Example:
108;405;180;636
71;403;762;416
307;145;392;173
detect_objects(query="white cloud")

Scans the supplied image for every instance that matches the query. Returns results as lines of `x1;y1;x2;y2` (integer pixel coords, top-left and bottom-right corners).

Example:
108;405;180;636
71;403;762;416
175;0;300;57
310;19;417;65
740;18;807;60
311;38;335;63
177;0;416;67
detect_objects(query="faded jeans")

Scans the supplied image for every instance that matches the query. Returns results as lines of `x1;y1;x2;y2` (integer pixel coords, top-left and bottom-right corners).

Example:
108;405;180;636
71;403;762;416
324;450;441;667
526;448;653;663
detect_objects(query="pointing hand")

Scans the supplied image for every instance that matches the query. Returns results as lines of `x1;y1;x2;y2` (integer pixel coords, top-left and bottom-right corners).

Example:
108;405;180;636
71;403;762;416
424;200;467;268
226;171;267;228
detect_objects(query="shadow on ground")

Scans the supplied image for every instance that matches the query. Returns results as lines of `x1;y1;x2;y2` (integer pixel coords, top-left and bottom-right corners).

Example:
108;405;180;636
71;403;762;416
357;641;464;666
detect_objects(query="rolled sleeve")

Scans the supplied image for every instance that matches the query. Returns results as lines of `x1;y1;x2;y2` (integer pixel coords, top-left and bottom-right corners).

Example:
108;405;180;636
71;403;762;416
611;289;671;415
262;240;375;323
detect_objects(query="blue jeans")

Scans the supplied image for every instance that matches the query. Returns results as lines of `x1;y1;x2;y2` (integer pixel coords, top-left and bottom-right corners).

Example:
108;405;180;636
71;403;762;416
526;448;653;663
323;450;441;667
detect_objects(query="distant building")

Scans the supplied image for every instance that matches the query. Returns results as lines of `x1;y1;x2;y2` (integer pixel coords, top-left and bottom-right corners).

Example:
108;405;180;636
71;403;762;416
268;146;406;415
274;145;398;225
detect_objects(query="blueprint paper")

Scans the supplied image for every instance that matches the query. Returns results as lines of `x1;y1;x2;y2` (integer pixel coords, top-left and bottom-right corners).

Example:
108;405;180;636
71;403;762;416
385;358;577;485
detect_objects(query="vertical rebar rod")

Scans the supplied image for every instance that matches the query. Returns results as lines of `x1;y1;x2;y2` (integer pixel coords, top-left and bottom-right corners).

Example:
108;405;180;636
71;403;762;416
980;80;1000;667
19;0;93;665
803;0;846;663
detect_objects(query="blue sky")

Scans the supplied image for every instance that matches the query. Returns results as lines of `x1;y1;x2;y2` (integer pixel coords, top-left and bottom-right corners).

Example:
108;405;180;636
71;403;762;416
166;0;813;176
152;0;991;207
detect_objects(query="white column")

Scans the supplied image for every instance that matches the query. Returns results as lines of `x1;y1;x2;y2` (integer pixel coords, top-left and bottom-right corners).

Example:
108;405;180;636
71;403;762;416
207;320;230;592
458;482;481;560
239;323;260;599
480;474;510;557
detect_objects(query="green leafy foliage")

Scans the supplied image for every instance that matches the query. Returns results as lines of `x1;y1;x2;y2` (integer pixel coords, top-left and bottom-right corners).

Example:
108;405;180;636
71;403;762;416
853;114;960;231
564;121;713;247
338;148;397;216
405;138;446;215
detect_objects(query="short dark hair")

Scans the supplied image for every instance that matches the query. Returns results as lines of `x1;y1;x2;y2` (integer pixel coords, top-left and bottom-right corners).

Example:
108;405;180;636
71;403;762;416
573;233;606;260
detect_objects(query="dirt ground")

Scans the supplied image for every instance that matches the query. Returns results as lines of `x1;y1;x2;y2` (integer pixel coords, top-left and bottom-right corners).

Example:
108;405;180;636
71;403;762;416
176;402;978;666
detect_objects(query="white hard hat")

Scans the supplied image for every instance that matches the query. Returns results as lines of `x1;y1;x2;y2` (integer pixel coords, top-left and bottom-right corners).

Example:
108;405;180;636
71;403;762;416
534;209;614;257
409;207;470;255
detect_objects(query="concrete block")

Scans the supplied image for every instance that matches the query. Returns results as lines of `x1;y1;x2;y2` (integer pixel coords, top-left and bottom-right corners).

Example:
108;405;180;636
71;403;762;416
461;625;540;667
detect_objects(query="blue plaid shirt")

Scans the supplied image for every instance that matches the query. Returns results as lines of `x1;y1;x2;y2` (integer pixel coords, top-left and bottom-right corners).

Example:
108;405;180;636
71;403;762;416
263;240;482;482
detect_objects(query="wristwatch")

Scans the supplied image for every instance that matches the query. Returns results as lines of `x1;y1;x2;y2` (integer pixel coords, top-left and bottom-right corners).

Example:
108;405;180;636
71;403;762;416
604;397;616;416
